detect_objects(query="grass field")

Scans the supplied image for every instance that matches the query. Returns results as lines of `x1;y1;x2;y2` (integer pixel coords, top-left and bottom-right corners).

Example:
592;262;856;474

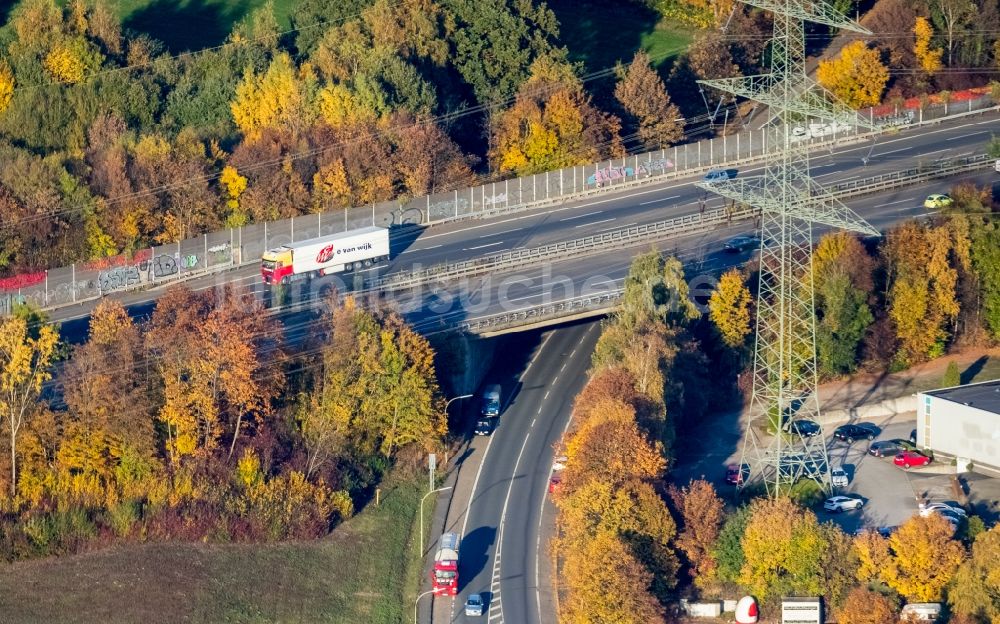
547;0;693;74
0;475;430;624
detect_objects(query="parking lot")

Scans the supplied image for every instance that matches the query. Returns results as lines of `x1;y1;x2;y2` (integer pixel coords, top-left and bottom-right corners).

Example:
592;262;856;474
821;418;1000;533
671;409;1000;532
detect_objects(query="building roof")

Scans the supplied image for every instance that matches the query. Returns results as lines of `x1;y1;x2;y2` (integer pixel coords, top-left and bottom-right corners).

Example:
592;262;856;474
924;379;1000;415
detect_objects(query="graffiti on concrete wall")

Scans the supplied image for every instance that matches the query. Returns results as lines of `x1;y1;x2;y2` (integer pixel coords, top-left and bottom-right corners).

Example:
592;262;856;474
587;166;634;186
98;265;141;291
484;192;508;207
637;158;673;176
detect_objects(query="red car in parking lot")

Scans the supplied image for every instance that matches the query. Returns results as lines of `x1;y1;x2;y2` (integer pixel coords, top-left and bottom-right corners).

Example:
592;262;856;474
894;450;932;469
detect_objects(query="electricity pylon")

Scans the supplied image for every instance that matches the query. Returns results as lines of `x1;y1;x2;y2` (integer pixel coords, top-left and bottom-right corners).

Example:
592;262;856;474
697;0;881;496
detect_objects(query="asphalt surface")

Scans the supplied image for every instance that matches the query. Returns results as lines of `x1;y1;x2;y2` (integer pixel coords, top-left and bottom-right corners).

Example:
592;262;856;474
443;321;601;624
48;110;999;344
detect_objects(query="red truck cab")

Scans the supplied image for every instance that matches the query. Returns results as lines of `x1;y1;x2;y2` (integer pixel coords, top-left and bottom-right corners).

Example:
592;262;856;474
260;248;293;284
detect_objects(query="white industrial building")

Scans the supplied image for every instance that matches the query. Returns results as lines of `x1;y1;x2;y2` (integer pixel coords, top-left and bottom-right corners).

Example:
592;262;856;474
917;380;1000;476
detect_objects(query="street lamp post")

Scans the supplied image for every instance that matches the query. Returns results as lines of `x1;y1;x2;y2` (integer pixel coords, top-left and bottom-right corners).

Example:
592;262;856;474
419;486;453;556
414;589;434;624
445;394;473;413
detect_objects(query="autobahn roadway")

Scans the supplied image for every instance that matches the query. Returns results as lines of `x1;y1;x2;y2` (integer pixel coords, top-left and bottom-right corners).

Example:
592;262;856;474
48;109;998;342
435;321;601;624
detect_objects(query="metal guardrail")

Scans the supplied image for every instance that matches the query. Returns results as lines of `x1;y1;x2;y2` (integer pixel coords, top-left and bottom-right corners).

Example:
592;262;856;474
371;153;993;295
2;100;996;316
449;290;626;335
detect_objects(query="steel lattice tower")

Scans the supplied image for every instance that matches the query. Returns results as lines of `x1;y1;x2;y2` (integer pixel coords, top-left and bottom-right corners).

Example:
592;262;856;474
697;0;881;496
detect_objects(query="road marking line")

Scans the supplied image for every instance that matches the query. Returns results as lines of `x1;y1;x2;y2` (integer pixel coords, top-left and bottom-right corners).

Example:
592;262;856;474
559;210;602;221
464;241;504;251
596;221;636;233
873;197;917;208
481;228;521;238
575;217;615;228
544;390;550;400
457;332;554;540
945;131;988;141
399;244;442;255
560;363;567;373
494;429;533;624
531;418;536;427
638;194;681;205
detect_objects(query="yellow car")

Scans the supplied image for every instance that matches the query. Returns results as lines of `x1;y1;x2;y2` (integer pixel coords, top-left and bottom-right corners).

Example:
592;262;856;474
923;194;953;209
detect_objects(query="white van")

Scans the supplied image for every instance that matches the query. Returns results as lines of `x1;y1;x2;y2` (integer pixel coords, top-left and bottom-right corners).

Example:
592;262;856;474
901;603;942;621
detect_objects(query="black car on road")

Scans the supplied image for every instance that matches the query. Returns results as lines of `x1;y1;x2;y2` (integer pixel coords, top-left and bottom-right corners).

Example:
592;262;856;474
724;236;761;253
834;423;879;443
474;417;496;436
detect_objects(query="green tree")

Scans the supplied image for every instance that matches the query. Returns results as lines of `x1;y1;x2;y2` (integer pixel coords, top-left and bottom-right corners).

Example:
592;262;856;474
942;361;961;387
949;523;1000;622
621;251;699;329
714;504;750;584
971;220;1000;339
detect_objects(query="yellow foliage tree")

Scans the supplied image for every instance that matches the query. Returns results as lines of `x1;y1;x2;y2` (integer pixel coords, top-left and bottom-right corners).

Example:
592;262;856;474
491;56;622;175
709;269;752;348
0;315;59;499
853;529;890;584
817;41;889;108
231;53;316;140
219;165;248;226
0;60;14;115
738;497;828;600
317;82;377;128
43;36;104;84
561;530;667;624
914;17;944;74
883;514;966;601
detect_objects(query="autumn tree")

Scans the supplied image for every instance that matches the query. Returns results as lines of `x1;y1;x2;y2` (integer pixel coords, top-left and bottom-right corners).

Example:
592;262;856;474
914;17;944;74
559;478;679;598
837;587;898;624
562;400;665;494
231;53;317;140
0;61;13;115
62;300;155;457
709;269;752;348
309;297;445;460
490;54;623;175
669;479;725;587
615;51;684;150
738;497;828;600
812;233;875;376
0;312;59;498
561;530;667;624
949;523;1000;621
817;41;889;108
883;222;960;365
883;514;966;601
819;522;860;609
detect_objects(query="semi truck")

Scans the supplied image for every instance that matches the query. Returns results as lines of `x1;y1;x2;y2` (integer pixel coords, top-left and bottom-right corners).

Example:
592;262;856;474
260;226;390;285
431;532;460;595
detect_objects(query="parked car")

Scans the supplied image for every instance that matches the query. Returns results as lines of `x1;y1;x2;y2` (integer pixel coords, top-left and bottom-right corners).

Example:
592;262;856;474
788;419;821;437
900;603;942;622
834;423;879;443
474;417;495;436
868;438;915;457
465;593;485;617
831;466;849;487
548;474;562;494
824;495;864;513
894;450;932;469
919;502;967;518
724;235;760;253
923;194;953;209
552;455;568;472
725;463;750;485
